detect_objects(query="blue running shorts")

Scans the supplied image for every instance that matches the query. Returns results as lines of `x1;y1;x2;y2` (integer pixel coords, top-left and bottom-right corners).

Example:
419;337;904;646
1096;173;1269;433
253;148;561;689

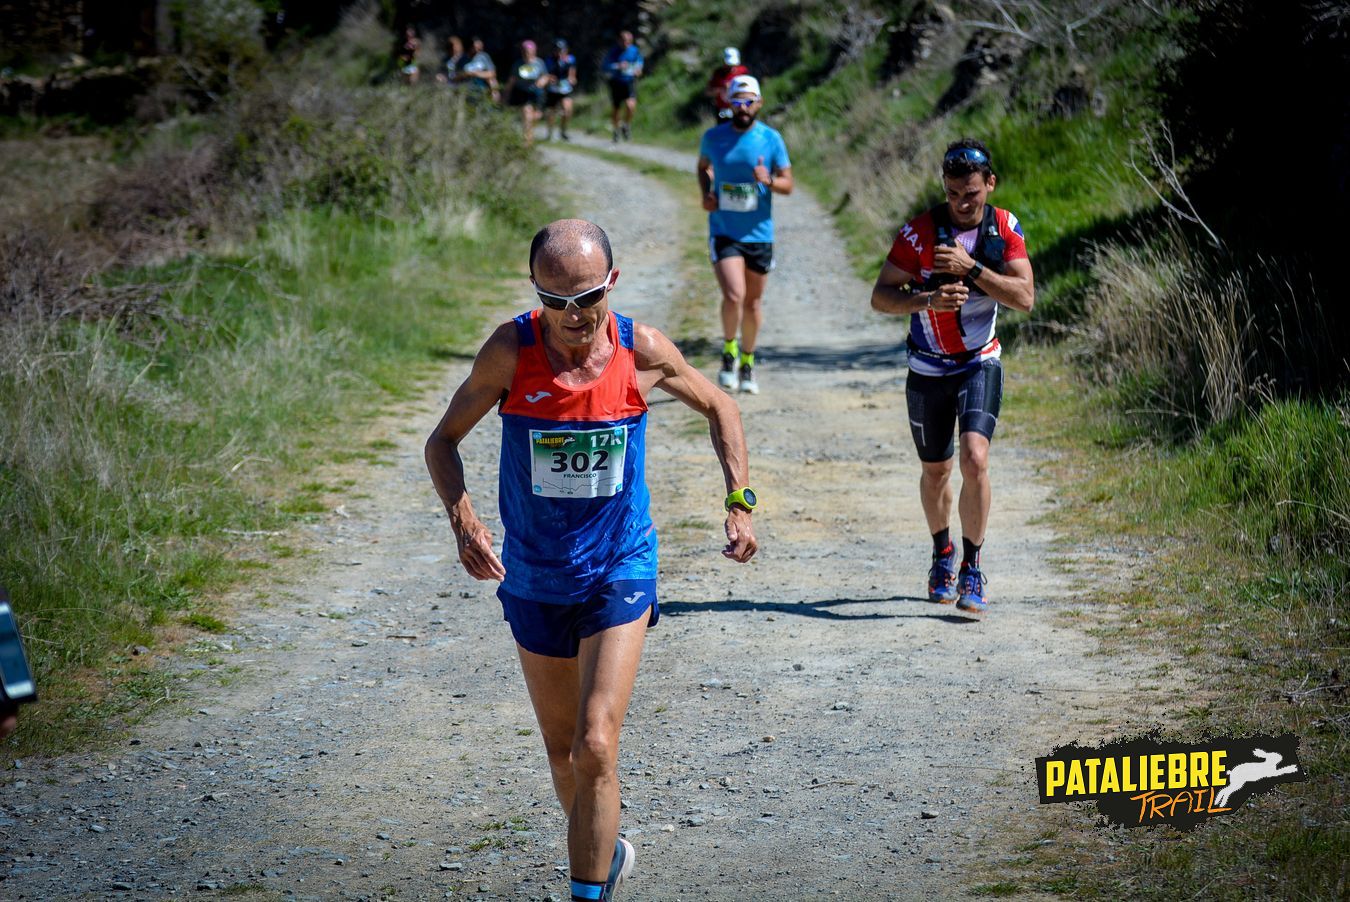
498;579;659;659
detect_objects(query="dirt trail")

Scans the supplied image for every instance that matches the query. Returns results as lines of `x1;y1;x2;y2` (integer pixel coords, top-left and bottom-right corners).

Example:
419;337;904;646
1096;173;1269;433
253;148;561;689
1;136;1171;901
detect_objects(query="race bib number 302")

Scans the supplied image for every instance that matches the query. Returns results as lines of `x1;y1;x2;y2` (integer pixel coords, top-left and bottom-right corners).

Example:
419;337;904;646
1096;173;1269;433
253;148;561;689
531;426;627;498
718;182;759;212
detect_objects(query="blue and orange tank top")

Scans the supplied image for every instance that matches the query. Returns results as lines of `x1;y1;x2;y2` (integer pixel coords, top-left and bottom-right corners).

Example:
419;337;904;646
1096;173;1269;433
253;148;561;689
497;309;657;604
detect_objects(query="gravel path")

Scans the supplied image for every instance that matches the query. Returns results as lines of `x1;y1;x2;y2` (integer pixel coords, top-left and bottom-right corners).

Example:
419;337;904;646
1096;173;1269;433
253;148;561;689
0;134;1172;901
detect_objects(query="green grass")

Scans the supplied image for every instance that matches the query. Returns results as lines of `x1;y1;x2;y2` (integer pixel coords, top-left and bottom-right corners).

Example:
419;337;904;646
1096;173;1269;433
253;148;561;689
1;201;540;757
181;613;228;634
991;346;1349;899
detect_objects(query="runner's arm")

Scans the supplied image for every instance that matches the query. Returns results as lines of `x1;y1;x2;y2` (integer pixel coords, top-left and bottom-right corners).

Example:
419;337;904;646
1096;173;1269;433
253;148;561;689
425;324;517;580
971;257;1034;314
933;242;1034;313
697;154;718;211
633;324;757;563
871;260;965;315
768;165;793;195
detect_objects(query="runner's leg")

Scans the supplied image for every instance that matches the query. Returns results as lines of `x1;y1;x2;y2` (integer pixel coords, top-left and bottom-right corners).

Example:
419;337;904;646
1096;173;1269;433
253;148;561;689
517;646;581;809
919;458;955;535
569;615;647;880
740;268;768;355
714;255;747;344
956;431;991;545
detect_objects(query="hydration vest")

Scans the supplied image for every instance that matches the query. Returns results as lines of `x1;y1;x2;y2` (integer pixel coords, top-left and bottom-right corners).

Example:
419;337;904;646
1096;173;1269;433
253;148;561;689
922;203;1007;293
908;203;1007;364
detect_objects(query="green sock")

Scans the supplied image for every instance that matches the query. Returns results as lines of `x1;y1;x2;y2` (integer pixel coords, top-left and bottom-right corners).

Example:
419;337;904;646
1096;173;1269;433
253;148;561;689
739;351;755;368
723;339;738;358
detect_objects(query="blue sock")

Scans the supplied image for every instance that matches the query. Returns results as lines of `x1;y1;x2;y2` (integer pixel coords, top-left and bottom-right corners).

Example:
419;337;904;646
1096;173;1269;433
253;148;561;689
571;878;605;901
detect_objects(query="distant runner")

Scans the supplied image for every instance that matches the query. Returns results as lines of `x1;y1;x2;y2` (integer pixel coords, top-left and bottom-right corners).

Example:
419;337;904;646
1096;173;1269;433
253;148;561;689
544;39;577;141
425;220;758;901
704;47;749;120
459;37;498;101
601;31;644;142
696;75;793;394
396;25;420;85
506;40;549;147
869;138;1036;618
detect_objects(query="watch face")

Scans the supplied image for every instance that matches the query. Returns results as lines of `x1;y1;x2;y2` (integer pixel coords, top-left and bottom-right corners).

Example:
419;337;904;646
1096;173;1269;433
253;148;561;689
741;488;757;508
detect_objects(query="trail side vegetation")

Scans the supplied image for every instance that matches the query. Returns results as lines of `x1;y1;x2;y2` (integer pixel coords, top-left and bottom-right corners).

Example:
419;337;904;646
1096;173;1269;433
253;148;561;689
1;2;548;754
2;0;1346;895
581;0;1347;896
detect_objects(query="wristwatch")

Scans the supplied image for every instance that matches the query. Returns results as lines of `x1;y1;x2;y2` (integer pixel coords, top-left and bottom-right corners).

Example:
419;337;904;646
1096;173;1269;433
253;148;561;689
967;261;985;281
724;487;758;512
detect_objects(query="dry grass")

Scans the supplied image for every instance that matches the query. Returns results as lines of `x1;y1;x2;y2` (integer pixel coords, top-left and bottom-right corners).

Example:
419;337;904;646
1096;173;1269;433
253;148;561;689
1074;234;1263;434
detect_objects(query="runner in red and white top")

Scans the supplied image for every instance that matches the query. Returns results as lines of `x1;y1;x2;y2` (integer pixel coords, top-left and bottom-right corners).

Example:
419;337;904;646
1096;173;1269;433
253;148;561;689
883;202;1028;377
869;138;1035;619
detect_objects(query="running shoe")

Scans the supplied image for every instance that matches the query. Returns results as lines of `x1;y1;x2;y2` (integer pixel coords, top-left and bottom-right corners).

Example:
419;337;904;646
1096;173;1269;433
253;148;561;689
927;544;958;603
602;837;634;901
718;353;737;390
612;128;621;143
955;565;988;616
738;364;759;394
620;122;631;141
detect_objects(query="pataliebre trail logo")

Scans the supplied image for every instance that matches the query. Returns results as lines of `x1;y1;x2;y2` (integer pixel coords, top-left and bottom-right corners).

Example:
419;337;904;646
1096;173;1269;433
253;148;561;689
1036;733;1306;830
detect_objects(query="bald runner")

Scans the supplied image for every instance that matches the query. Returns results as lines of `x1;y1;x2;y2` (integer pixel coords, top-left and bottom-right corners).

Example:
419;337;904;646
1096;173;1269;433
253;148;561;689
425;219;759;901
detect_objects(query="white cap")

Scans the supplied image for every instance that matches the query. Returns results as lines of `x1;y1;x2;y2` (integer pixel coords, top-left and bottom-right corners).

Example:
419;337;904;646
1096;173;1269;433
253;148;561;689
723;47;740;66
727;74;760;99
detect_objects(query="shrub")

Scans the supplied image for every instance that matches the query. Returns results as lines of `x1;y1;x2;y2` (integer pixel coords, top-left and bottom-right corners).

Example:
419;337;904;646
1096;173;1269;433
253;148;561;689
1074;229;1341;437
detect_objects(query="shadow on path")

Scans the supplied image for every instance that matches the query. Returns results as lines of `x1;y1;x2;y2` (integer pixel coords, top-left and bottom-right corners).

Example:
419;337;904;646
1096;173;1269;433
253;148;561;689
672;339;906;372
662;595;977;624
753;342;906;372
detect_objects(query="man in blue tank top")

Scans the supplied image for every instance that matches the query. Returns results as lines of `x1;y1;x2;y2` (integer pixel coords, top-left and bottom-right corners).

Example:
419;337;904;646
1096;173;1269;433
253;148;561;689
426;219;759;901
697;75;793;395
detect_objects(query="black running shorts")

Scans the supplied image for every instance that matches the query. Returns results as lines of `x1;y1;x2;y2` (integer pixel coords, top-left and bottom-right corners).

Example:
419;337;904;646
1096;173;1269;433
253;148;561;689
709;235;774;274
608;79;636;105
904;359;1004;462
509;85;545;108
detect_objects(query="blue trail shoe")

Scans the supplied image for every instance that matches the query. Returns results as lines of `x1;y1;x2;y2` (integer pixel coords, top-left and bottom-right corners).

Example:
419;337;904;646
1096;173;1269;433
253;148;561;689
955;565;988;617
927;544;959;603
602;837;634;901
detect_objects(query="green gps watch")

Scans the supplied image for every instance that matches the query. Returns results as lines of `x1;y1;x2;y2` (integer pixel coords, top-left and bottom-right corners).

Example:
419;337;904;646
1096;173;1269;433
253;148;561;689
724;487;758;512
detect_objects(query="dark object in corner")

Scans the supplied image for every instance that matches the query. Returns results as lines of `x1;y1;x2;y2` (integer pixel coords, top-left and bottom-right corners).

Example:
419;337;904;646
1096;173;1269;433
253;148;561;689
0;587;37;710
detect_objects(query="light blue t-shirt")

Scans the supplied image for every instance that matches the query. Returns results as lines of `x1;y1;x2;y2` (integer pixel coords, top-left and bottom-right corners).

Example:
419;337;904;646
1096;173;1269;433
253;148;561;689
699;121;791;243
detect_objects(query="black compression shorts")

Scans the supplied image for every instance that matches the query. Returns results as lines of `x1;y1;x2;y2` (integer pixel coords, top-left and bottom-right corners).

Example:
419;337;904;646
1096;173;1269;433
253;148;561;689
905;359;1003;462
709;235;774;274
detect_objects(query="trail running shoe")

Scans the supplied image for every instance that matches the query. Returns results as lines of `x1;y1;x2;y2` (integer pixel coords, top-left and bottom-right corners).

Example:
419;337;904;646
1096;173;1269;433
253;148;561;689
927;544;959;603
602;837;634;901
612;128;621;143
718;353;737;390
956;565;988;617
620;122;631;141
738;365;759;394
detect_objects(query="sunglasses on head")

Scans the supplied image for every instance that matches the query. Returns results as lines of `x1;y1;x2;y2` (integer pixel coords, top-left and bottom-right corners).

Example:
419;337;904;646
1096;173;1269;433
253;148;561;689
532;269;614;310
943;147;990;168
729;97;757;109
